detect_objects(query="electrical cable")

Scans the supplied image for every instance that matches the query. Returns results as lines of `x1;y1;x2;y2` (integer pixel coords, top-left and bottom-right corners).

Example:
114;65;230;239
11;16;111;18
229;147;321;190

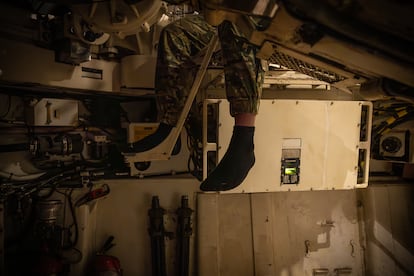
0;170;46;181
67;189;79;249
54;188;79;250
186;133;203;180
371;102;414;159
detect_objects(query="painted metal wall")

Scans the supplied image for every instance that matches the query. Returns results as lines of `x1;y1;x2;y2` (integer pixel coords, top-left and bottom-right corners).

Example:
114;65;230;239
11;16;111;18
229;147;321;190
69;178;413;276
358;184;414;276
71;177;200;276
198;190;364;276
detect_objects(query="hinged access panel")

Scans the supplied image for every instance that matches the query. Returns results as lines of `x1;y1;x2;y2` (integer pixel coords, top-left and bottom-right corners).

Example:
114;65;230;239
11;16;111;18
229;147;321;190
203;99;372;193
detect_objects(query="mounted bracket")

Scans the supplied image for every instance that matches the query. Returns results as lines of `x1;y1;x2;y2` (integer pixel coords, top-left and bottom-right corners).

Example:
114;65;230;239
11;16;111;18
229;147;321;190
123;34;219;163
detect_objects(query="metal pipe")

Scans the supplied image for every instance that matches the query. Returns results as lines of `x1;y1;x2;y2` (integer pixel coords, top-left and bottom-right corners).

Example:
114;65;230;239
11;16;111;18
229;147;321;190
0;170;46;181
176;195;193;276
148;196;166;276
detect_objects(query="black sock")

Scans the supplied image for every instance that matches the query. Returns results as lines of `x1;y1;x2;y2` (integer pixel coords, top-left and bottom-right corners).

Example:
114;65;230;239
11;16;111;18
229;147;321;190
130;122;173;153
200;126;255;191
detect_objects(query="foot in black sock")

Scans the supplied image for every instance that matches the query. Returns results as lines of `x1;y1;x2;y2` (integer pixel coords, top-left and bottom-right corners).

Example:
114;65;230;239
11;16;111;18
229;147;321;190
200;126;255;191
130;122;173;153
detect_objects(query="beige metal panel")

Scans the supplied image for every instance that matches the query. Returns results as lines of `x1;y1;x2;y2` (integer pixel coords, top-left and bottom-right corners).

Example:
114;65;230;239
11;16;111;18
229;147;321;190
217;194;254;276
197;193;220;276
360;184;414;275
26;98;78;126
259;192;308;276
388;186;414;274
197;193;255;276
268;190;363;276
121;55;156;89
361;185;398;275
250;193;276;276
198;190;363;276
208;99;371;193
0;38;120;92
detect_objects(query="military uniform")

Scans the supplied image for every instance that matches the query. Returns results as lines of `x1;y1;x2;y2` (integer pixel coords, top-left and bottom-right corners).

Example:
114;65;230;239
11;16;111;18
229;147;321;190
155;14;264;125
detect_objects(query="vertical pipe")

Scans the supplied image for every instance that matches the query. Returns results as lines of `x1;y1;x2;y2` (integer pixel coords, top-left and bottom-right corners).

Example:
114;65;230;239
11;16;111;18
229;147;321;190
148;196;166;276
176;195;193;276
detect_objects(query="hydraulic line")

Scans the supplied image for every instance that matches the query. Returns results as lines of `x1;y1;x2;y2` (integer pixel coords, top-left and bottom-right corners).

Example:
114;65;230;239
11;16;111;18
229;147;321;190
148;196;167;276
176;195;193;276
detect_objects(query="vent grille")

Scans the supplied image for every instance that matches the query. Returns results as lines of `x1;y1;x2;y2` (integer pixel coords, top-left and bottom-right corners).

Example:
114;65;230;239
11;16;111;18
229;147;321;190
269;51;346;83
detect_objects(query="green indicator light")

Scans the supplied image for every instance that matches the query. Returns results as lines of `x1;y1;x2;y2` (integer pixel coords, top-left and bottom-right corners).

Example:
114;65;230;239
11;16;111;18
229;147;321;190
285;167;296;175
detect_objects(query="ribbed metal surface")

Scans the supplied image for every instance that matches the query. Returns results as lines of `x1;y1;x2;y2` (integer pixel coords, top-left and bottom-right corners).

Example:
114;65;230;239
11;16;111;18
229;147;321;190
269;50;345;83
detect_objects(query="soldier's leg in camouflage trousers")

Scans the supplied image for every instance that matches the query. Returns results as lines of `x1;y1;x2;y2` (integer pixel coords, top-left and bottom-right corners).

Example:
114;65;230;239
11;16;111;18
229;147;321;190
130;15;215;152
129;15;264;192
200;20;264;191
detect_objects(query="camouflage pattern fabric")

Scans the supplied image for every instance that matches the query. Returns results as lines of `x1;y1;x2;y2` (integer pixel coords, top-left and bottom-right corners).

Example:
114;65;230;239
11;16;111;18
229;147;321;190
155;14;263;125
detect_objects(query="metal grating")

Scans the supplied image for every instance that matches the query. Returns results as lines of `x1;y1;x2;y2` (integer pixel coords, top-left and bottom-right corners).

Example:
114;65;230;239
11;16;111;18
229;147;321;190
269;50;346;83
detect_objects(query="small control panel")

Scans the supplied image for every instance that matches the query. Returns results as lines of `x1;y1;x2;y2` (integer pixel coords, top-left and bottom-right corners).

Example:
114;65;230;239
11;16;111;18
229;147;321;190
281;157;300;184
281;138;301;185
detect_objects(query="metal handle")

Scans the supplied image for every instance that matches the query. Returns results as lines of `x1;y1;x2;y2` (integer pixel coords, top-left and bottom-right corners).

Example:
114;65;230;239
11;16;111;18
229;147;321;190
45;101;52;125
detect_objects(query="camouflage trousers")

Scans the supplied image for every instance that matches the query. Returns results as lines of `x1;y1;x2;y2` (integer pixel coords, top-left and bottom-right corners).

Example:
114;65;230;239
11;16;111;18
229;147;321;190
155;14;264;125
